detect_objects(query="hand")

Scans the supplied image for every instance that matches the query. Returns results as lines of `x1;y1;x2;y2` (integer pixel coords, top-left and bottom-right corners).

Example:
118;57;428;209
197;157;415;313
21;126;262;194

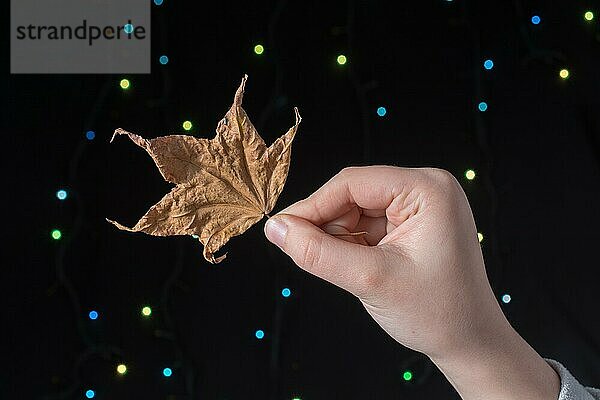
264;166;559;400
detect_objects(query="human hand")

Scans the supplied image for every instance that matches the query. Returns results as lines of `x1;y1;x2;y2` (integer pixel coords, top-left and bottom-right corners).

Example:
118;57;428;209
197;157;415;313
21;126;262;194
264;166;559;400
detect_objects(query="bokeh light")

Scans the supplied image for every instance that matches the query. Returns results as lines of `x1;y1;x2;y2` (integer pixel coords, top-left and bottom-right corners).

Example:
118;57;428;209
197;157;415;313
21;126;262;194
376;106;387;117
478;232;484;243
159;55;169;65
85;389;95;398
502;294;512;304
123;24;134;34
88;310;98;320
154;0;163;5
403;371;413;381
182;120;193;131
51;229;62;240
117;364;127;374
254;44;264;55
483;59;494;70
465;169;476;180
584;11;594;21
86;130;96;140
255;329;265;339
559;69;569;79
337;54;347;65
56;189;68;200
141;306;152;317
531;15;541;25
281;288;291;298
120;79;130;90
163;367;172;377
478;101;488;112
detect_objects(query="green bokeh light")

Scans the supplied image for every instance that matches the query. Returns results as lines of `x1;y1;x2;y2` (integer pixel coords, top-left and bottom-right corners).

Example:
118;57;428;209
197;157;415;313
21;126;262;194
584;11;594;21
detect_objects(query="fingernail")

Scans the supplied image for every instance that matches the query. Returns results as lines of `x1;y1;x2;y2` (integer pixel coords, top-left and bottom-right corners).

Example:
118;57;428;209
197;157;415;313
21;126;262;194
264;217;288;248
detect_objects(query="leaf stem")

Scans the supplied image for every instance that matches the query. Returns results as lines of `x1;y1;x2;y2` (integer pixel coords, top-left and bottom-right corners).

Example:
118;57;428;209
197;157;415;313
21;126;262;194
330;231;368;237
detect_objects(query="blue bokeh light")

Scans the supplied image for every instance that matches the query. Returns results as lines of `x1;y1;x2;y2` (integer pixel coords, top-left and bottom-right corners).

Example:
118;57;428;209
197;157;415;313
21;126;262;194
85;389;95;398
478;102;488;112
159;55;169;65
255;329;265;339
483;59;494;70
281;288;291;298
124;24;134;34
88;310;98;320
163;367;172;377
502;294;512;304
56;189;68;200
376;106;387;117
86;131;96;140
154;0;164;5
531;15;541;25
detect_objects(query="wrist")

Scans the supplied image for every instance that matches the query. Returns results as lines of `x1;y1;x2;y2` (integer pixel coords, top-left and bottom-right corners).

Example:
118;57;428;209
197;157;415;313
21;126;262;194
429;316;560;400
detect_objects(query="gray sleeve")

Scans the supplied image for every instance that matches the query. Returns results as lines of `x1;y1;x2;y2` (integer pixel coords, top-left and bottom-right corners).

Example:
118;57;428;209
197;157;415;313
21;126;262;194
545;359;600;400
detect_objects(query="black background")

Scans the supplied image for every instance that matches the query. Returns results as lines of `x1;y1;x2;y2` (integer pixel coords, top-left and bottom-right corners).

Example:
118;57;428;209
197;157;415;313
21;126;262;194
2;0;599;399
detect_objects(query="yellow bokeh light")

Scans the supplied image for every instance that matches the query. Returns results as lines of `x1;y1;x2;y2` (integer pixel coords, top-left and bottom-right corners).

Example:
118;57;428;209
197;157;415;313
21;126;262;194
141;306;152;317
478;232;484;243
584;11;594;21
182;120;193;131
337;54;347;65
254;44;264;55
120;79;130;90
465;169;476;180
117;364;127;374
559;69;569;79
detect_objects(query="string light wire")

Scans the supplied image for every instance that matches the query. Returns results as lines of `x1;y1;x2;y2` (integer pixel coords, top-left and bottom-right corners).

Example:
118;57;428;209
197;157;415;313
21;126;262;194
464;0;504;296
346;0;378;163
43;78;124;399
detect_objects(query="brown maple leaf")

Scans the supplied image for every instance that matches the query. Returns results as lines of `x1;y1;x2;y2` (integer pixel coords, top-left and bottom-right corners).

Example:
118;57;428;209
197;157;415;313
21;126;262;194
107;75;301;263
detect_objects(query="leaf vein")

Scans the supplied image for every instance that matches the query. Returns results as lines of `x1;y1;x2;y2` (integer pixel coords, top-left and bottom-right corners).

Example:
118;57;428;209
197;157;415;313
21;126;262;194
234;110;265;211
170;202;260;219
164;154;260;209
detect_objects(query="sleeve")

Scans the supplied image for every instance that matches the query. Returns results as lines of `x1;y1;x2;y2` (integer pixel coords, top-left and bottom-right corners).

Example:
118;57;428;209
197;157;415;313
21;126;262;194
545;359;600;400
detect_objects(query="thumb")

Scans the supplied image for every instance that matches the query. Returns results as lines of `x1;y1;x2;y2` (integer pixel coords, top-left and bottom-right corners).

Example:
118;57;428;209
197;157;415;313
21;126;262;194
264;214;387;297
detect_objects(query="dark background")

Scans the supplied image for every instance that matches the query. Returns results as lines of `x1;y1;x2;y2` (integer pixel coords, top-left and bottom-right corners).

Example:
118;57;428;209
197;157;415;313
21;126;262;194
2;0;599;399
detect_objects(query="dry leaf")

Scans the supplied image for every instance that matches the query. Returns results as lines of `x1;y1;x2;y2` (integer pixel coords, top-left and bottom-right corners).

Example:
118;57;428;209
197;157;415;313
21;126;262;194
107;75;301;263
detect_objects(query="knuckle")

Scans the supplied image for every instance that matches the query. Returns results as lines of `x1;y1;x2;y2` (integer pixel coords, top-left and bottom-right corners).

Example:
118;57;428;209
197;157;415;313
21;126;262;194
299;235;324;270
354;253;387;297
357;268;384;293
338;166;359;179
422;167;460;191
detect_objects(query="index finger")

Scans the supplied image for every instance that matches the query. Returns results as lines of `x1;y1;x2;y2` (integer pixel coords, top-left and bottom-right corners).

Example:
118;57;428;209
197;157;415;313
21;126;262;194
279;166;430;226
